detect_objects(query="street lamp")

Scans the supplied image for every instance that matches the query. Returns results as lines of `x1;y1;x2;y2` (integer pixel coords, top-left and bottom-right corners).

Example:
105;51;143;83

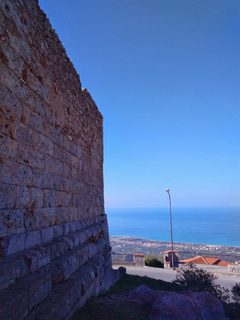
165;189;174;268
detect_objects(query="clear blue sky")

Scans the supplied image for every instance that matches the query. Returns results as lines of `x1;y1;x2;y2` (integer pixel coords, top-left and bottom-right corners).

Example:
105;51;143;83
40;0;240;209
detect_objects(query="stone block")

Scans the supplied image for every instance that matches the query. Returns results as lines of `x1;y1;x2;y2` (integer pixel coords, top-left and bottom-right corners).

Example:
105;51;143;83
70;233;81;248
28;111;46;134
14;144;29;166
88;243;98;259
45;155;63;175
34;132;54;156
43;190;57;208
52;224;63;238
30;187;44;207
52;251;80;283
62;162;72;177
22;246;51;273
72;193;82;207
0;232;25;256
25;149;46;170
48;238;71;260
41;226;54;243
25;208;57;231
30;260;99;320
0;39;24;79
25;281;77;320
52;237;104;283
20;272;52;310
0;160;32;186
25;230;42;250
53;143;72;164
0;181;13;208
62;222;71;235
100;267;121;293
0;84;23;120
0;208;25;237
52;175;71;192
57;191;72;207
67;207;78;221
16;186;31;208
75;263;95;296
77;246;89;267
0;133;16;159
0;256;27;291
32;168;53;189
15;122;34;146
47;125;64;146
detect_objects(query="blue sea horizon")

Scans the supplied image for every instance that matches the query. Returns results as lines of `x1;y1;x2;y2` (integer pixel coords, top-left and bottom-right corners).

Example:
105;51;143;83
107;207;240;247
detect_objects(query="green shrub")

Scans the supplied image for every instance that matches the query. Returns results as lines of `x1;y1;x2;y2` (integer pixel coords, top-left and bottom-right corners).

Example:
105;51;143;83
144;255;163;268
232;283;240;303
173;264;230;303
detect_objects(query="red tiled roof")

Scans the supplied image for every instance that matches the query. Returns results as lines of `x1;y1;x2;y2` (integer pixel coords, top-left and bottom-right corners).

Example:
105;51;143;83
181;256;206;264
215;260;232;267
180;256;231;266
204;257;219;265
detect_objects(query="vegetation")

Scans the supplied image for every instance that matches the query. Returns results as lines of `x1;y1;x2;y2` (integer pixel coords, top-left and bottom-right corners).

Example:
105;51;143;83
173;264;230;303
72;270;240;320
107;273;183;295
144;255;164;268
72;274;183;320
232;283;240;303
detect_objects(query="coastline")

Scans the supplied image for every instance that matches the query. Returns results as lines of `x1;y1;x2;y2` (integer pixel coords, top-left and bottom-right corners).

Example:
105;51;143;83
110;236;240;263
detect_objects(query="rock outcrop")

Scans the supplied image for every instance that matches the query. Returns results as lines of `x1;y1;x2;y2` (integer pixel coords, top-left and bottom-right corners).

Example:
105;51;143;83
0;0;117;319
127;285;227;320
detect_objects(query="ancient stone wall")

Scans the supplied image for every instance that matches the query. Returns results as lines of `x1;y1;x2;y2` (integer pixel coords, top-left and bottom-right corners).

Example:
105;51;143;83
0;1;117;319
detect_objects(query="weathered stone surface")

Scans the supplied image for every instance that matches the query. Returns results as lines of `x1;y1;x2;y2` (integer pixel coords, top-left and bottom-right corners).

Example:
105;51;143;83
22;246;51;273
20;271;52;310
0;255;27;291
0;0;115;318
0;183;17;209
127;285;227;320
25;255;113;320
0;232;26;255
0;287;29;320
0;222;107;292
0;208;25;236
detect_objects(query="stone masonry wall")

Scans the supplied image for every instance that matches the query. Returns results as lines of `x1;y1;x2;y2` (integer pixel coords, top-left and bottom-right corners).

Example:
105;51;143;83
0;1;117;319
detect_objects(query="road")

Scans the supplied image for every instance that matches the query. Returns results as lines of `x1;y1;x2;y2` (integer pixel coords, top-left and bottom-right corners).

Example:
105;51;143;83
113;265;240;290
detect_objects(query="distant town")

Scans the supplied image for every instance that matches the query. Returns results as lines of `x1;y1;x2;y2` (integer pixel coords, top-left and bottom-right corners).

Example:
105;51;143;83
110;236;240;263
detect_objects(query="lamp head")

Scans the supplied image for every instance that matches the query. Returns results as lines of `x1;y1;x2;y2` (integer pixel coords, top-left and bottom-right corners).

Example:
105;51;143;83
165;189;170;193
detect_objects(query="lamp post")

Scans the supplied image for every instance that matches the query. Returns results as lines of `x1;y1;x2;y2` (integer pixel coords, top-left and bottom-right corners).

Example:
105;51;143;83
165;189;174;269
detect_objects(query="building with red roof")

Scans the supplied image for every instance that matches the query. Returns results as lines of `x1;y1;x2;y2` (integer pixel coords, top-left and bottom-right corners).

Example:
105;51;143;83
180;255;231;267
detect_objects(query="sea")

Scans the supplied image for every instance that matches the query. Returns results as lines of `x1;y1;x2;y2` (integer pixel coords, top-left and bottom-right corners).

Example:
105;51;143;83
107;207;240;247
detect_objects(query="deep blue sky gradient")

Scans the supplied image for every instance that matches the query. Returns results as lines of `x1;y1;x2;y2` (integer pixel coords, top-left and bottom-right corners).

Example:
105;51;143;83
39;0;240;208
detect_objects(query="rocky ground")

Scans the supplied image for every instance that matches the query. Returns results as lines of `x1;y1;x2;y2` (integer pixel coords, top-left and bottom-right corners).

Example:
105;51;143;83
72;273;240;320
110;236;240;262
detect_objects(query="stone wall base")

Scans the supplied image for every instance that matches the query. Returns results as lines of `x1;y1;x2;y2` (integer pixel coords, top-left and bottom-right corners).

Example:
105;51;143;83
0;218;119;320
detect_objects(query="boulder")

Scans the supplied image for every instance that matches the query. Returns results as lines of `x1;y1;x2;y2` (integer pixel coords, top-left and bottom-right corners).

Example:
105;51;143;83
127;285;227;320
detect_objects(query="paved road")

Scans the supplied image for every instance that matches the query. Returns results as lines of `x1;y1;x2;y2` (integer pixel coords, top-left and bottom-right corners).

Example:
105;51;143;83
113;265;240;290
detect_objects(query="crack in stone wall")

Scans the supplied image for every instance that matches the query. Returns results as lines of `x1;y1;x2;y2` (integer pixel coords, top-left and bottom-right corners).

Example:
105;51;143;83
0;1;118;319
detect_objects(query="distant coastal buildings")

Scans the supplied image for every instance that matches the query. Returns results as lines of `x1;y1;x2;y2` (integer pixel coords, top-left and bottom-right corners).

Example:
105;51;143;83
110;236;240;263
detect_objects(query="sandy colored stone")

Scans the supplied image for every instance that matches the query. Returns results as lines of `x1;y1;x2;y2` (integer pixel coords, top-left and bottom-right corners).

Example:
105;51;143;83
0;0;114;318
